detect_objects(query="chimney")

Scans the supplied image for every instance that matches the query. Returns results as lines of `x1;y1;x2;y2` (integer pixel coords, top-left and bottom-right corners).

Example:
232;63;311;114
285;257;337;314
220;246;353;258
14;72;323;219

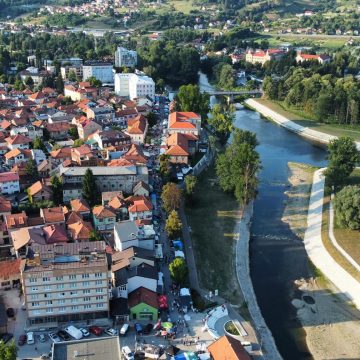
34;252;41;266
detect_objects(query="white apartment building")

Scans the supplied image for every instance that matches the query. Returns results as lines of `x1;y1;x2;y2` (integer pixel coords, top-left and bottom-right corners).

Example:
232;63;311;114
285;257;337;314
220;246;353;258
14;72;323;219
115;47;138;68
114;73;155;100
20;241;110;326
0;172;20;195
83;62;114;85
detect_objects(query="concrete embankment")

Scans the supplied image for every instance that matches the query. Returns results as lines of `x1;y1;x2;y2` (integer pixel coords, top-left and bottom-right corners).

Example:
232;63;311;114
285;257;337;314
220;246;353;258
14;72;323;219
236;203;282;360
245;99;360;150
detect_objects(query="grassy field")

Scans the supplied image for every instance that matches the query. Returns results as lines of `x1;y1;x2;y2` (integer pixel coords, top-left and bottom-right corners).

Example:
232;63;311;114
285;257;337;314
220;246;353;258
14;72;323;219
186;165;244;305
257;99;360;141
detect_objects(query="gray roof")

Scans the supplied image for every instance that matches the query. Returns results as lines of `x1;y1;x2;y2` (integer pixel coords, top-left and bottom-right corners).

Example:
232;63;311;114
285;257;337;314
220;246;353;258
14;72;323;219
59;165;138;177
114;220;139;243
52;337;121;360
128;263;158;280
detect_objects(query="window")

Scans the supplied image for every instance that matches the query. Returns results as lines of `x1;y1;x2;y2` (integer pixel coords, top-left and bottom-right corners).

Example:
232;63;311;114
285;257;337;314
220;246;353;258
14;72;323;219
83;297;91;302
84;304;91;309
44;293;51;298
71;306;79;311
45;300;53;305
69;275;77;280
55;276;63;281
58;292;66;297
96;288;103;293
70;283;77;288
31;287;38;292
31;294;38;300
83;289;90;294
58;299;65;305
83;281;90;287
95;272;102;278
57;284;64;290
29;278;37;283
44;285;51;291
96;303;104;308
43;277;50;282
46;308;53;313
59;307;66;312
70;291;77;296
31;302;40;307
71;298;78;303
82;274;89;279
95;280;102;285
96;296;103;300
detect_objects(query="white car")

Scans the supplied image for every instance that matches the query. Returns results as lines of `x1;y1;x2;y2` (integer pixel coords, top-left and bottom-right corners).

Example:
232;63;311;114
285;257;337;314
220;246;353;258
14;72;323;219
79;328;90;337
48;332;61;343
26;332;35;345
105;328;118;336
39;333;46;342
121;346;134;360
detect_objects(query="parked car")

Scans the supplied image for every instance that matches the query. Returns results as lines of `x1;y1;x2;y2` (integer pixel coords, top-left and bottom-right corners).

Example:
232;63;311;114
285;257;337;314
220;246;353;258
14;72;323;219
49;332;61;343
119;323;130;336
6;308;14;318
57;330;71;341
39;334;46;342
64;325;83;340
89;326;103;336
40;354;50;360
143;323;153;335
26;332;35;345
0;333;13;344
122;346;135;360
18;334;27;346
105;328;118;336
134;323;142;335
79;328;90;337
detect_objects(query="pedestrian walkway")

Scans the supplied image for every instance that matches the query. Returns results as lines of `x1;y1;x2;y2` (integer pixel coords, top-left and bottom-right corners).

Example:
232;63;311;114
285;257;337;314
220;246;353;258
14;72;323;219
304;168;360;309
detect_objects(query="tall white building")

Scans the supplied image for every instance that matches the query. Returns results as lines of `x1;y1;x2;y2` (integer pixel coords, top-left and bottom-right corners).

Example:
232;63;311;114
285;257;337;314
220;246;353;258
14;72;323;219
115;47;138;68
20;241;110;326
114;73;155;100
83;62;114;85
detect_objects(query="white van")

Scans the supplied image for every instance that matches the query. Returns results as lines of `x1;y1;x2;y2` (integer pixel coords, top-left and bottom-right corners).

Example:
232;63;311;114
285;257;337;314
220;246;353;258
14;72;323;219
64;325;83;340
119;323;130;336
27;332;35;345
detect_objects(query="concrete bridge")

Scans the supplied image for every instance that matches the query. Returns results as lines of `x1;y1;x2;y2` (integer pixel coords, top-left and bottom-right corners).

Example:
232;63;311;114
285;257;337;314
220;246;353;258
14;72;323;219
204;89;263;103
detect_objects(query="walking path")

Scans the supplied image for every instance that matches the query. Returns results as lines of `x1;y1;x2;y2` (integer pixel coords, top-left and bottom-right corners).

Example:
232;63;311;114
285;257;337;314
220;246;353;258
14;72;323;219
328;197;360;272
235;203;282;360
245;99;360;150
304;168;360;309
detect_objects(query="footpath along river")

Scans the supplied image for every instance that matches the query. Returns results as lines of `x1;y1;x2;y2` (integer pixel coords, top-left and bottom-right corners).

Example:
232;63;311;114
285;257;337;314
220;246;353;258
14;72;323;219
198;73;327;359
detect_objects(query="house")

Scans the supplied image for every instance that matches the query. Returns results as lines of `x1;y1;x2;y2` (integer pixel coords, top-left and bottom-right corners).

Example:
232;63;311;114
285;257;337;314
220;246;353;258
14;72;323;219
114;220;155;251
43;224;68;244
114;108;138;127
4;148;25;165
128;287;158;321
77;120;102;140
5;212;28;232
207;335;251;360
92;205;116;232
296;52;331;64
70;199;91;218
127;264;158;293
27;181;53;203
245;48;286;66
86;105;115;123
126;115;148;145
67;220;93;241
40;206;66;225
5;134;32;150
128;197;153;221
166;132;198;164
133;181;150;197
168;112;201;136
92;129;131;150
44;122;70;140
50;147;72;165
37;159;52;178
0;172;20;194
64;83;98;102
31;149;46;165
108;194;128;220
123;144;148;165
0;259;21;290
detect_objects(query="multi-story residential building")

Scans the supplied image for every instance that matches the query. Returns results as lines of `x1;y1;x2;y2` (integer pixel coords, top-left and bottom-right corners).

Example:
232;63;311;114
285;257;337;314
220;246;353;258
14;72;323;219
59;164;149;202
126;115;148;145
60;65;83;81
0;172;20;195
92;206;116;232
128;197;153;221
114;47;138;68
77;120;103;140
114;73;155;100
20;241;110;326
86;105;115;123
83;62;114;85
92;129;131;150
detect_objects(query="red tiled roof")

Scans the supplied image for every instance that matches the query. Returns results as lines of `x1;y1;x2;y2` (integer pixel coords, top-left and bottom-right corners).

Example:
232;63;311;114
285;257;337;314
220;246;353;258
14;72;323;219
43;224;68;244
0;259;21;280
128;287;158;309
5;134;32;145
128;198;153;213
207;335;251;360
70;199;90;213
41;206;65;223
92;205;116;219
0;172;19;183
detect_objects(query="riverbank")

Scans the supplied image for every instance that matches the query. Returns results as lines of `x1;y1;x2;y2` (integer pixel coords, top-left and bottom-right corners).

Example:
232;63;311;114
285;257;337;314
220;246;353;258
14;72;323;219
284;163;360;359
245;99;360;150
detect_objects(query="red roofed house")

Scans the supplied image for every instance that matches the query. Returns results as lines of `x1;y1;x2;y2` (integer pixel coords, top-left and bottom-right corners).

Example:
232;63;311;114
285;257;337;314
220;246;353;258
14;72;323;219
40;206;66;225
207;335;251;360
128;286;159;321
70;199;91;218
5;134;32;150
296;52;331;64
44;122;70;140
126;114;148;145
128;197;153;221
123;144;148;165
43;224;68;244
27;180;52;203
67;220;93;241
4;148;25;165
0;259;21;290
168;112;201;137
245;48;286;65
0;172;20;194
28;91;46;104
166;132;198;164
77;120;102;140
92;205;116;232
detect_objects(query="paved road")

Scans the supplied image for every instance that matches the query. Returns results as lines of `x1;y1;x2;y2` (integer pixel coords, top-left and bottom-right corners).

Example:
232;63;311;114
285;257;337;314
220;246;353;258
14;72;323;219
304;169;360;309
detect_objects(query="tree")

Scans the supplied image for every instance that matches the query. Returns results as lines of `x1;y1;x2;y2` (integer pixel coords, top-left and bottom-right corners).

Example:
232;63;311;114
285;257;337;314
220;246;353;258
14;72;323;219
169;257;188;285
0;340;17;360
208;104;235;144
86;76;102;88
33;137;47;152
24;76;34;88
82;168;100;207
73;139;84;148
89;230;102;241
159;154;171;180
146;112;157;128
218;64;235;89
25;159;39;180
324;137;359;188
68;70;77;82
55;75;64;94
175;84;210;121
185;175;197;198
216;130;261;206
161;182;182;213
165;210;182;239
334;186;360;230
69;126;79;140
50;175;63;205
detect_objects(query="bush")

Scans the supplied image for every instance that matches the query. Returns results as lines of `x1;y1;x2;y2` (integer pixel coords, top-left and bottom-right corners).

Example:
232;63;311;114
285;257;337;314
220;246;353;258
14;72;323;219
334;185;360;230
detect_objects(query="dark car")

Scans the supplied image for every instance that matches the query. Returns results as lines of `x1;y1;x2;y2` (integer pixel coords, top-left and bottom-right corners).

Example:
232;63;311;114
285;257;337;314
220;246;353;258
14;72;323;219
89;326;103;336
0;333;13;344
6;308;14;318
143;324;153;335
134;323;142;335
57;330;71;341
18;334;27;346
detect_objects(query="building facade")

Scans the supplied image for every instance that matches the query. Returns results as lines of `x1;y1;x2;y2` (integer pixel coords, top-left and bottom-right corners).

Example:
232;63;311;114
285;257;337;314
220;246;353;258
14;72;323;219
83;62;114;85
115;47;138;68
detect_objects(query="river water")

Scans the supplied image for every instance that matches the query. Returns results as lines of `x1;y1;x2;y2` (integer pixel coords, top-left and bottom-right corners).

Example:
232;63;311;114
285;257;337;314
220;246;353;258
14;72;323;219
198;73;327;359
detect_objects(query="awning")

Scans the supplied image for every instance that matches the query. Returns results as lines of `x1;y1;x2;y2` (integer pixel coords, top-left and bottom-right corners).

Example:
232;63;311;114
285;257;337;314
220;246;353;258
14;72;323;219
158;294;168;310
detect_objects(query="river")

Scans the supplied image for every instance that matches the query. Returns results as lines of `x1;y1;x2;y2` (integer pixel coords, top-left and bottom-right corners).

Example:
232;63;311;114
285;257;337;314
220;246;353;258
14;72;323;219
198;73;327;359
